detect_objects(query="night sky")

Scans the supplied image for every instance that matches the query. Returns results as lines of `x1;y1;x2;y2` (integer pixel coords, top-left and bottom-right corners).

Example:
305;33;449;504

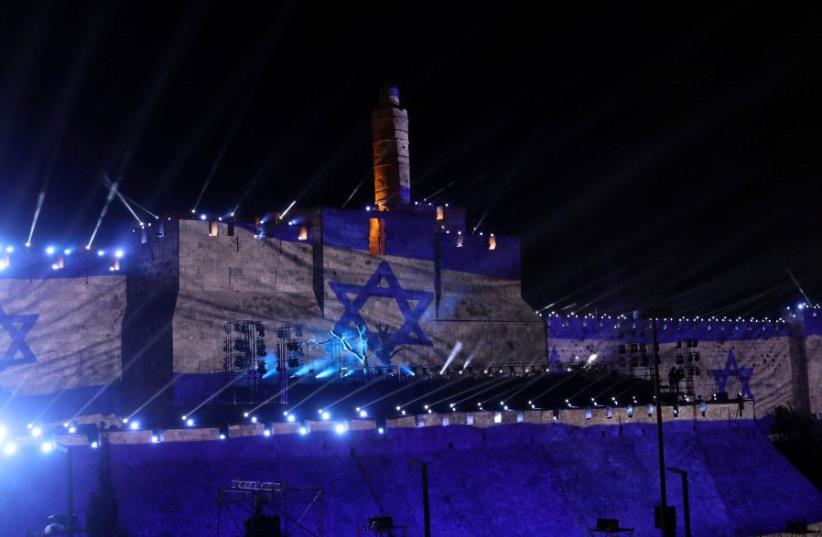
0;1;820;316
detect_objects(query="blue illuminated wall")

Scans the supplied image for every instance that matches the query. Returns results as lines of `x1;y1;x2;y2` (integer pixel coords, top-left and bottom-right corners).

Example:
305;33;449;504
1;421;820;536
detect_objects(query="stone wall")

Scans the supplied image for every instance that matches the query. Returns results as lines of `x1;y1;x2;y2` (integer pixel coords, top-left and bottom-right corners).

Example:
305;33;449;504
0;275;125;395
804;309;822;416
2;419;820;537
546;315;821;416
143;216;545;376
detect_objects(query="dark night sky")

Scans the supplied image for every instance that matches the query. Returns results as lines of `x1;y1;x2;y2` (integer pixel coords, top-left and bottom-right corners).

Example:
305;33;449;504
0;1;820;316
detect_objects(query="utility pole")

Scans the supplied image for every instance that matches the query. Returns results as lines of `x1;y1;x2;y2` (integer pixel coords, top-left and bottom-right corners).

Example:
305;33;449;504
651;317;668;530
637;308;674;537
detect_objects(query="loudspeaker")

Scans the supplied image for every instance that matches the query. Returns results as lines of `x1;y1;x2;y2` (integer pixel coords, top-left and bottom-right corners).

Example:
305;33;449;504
654;505;676;537
368;515;394;531
244;514;281;537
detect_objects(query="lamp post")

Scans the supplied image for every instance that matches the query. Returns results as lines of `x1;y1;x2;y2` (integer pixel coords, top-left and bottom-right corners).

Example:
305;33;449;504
52;443;75;537
667;467;691;537
410;459;431;537
636;309;673;537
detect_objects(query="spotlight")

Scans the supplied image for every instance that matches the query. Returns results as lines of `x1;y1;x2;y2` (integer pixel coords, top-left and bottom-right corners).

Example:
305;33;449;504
3;442;17;455
186;418;195;427
45;246;55;255
4;246;13;253
299;426;308;436
321;411;331;421
41;441;54;453
250;416;258;424
129;421;140;431
25;242;31;248
401;410;406;416
68;426;77;434
243;412;249;418
90;441;99;449
63;248;72;255
181;415;187;421
395;406;401;411
151;435;160;444
200;214;207;221
263;429;271;437
334;423;346;435
286;414;296;423
219;433;226;440
114;249;124;259
31;426;43;438
359;409;368;418
378;427;385;434
97;250;105;256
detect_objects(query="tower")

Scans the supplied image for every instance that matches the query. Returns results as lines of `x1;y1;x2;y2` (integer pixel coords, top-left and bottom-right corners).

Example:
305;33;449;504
371;84;411;210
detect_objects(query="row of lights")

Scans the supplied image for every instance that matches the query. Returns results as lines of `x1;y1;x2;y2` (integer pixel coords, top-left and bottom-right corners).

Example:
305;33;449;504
541;305;815;323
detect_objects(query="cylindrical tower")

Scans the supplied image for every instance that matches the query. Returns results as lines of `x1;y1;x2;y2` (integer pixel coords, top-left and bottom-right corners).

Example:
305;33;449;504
371;84;411;210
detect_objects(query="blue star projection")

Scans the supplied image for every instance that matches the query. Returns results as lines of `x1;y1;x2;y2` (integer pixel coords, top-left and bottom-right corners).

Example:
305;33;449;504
330;261;433;366
0;306;38;372
710;349;753;398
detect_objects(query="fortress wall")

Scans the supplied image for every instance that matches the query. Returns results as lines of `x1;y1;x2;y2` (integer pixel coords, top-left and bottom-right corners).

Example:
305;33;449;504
547;318;798;414
171;219;318;373
2;421;821;537
322;244;545;368
0;275;126;396
160;215;544;375
804;310;822;415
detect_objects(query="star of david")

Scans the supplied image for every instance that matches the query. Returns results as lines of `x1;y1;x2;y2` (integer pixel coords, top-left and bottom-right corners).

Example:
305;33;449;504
0;305;38;372
330;261;433;365
710;349;753;399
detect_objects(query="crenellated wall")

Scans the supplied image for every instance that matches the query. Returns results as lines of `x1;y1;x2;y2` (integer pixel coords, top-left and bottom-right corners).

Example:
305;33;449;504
0;276;126;396
546;313;820;415
126;211;544;379
2;418;821;537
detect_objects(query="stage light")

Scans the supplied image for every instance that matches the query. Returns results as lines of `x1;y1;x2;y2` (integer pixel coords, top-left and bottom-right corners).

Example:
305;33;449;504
401;410;406;415
129;421;140;430
181;415;187;421
41;441;54;453
359;409;368;418
378;427;385;434
219;433;226;440
114;249;124;259
395;406;401;411
263;429;271;437
45;246;55;255
250;416;258;423
97;250;105;256
31;426;43;438
286;414;296;423
90;441;99;449
3;442;17;456
5;246;13;253
25;241;31;248
151;435;160;443
186;418;195;427
299;427;309;435
191;209;196;214
494;413;502;424
244;412;250;418
122;418;129;424
334;423;347;435
321;411;331;421
68;426;77;434
63;248;72;255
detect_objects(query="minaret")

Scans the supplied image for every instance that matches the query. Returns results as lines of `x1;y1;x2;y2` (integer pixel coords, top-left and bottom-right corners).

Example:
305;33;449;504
371;84;411;210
